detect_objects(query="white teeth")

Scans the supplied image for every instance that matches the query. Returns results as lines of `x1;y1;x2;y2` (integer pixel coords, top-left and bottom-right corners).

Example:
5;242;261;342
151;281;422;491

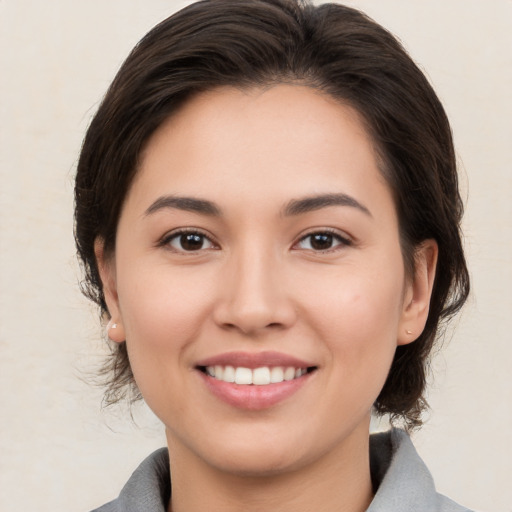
234;367;253;385
284;367;296;381
253;367;271;385
270;366;284;383
223;365;235;383
204;365;309;385
214;365;224;380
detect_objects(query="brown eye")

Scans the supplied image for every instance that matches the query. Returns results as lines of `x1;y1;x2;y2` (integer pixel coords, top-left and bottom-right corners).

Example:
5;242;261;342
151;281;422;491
296;231;350;252
310;233;334;250
166;231;215;252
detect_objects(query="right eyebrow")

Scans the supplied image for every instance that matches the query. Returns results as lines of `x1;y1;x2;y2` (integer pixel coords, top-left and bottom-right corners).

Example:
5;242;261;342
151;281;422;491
144;195;222;217
282;193;372;218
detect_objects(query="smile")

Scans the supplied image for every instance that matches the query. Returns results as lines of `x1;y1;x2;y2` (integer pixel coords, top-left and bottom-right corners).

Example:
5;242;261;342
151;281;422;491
202;365;311;385
195;352;317;409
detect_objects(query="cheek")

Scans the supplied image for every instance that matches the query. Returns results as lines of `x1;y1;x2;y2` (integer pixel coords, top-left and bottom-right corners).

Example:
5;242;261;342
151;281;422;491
117;258;215;334
114;263;216;391
301;264;404;375
310;283;402;419
303;259;404;329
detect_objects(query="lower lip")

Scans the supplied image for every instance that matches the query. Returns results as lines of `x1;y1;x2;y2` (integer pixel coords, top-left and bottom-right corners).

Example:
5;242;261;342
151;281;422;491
198;371;313;410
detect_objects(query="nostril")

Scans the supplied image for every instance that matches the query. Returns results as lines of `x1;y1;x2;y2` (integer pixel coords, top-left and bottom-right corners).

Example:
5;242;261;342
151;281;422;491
218;320;286;334
220;322;238;331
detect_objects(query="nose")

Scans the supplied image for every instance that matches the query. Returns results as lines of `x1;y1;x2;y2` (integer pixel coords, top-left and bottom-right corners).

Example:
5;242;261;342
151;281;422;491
213;245;297;336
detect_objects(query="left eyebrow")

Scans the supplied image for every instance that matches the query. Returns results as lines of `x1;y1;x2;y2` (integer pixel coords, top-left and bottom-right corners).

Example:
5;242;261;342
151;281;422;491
144;195;222;217
282;193;372;217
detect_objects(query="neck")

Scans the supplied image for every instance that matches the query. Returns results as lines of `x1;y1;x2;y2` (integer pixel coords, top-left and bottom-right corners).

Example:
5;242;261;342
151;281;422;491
166;424;373;512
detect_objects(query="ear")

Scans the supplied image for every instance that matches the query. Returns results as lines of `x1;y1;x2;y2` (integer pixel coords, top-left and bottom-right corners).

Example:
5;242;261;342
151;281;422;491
397;239;438;346
94;237;126;343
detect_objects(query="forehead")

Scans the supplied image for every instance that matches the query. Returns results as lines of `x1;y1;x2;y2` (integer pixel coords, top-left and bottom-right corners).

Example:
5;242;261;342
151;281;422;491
129;84;392;217
147;85;374;153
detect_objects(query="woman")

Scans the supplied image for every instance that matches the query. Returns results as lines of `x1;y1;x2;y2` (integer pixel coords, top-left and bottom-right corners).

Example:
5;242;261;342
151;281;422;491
74;0;472;510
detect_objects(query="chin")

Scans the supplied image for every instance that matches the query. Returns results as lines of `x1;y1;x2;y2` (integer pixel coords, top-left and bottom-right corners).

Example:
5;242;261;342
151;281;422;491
172;425;311;478
210;445;307;478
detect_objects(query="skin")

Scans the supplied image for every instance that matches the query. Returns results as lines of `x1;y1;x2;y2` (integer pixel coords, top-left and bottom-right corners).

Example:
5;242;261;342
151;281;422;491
96;85;437;512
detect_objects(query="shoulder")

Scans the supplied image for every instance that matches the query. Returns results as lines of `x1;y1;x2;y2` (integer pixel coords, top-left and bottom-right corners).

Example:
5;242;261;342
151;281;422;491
89;447;170;512
368;429;475;512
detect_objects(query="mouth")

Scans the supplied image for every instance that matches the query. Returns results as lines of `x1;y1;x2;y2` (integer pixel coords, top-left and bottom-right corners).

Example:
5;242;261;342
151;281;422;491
194;351;318;409
197;365;317;385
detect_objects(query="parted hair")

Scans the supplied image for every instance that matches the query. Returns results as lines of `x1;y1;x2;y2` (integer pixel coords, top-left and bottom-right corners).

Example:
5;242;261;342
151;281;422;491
75;0;469;429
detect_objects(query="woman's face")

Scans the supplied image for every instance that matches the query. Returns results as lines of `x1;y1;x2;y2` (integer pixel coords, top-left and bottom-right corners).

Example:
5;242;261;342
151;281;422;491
99;85;435;476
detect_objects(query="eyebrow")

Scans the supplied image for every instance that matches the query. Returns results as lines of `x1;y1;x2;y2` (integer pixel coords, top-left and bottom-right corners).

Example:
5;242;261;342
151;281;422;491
283;193;372;217
144;192;371;218
144;195;222;217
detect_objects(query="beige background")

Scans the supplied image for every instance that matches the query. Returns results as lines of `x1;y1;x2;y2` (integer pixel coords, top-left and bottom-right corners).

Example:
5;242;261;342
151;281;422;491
0;1;510;511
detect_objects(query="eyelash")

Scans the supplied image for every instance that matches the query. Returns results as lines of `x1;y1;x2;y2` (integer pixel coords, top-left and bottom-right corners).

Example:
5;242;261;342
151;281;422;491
294;228;352;253
159;228;219;253
159;227;352;254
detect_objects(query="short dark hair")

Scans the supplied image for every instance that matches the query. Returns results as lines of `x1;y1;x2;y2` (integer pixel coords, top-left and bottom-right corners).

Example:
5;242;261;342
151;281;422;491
75;0;469;429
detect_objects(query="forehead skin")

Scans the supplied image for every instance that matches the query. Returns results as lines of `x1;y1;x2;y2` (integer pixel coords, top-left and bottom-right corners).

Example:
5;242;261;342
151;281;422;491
129;85;393;230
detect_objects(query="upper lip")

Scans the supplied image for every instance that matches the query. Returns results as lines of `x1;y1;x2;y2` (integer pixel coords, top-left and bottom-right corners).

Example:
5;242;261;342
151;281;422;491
195;351;316;369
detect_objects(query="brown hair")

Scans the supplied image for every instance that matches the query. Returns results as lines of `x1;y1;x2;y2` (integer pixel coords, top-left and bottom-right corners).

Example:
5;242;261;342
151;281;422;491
75;0;469;429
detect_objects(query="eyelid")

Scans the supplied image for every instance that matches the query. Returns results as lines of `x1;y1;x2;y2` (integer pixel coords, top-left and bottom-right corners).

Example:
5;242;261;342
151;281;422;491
293;227;353;252
158;227;219;252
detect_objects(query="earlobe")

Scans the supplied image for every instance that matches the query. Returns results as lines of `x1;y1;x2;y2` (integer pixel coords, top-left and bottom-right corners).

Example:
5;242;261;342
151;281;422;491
94;238;126;343
106;318;126;343
397;239;438;346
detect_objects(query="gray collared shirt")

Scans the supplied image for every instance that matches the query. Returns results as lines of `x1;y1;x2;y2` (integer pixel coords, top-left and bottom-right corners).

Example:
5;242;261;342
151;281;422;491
91;429;474;512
